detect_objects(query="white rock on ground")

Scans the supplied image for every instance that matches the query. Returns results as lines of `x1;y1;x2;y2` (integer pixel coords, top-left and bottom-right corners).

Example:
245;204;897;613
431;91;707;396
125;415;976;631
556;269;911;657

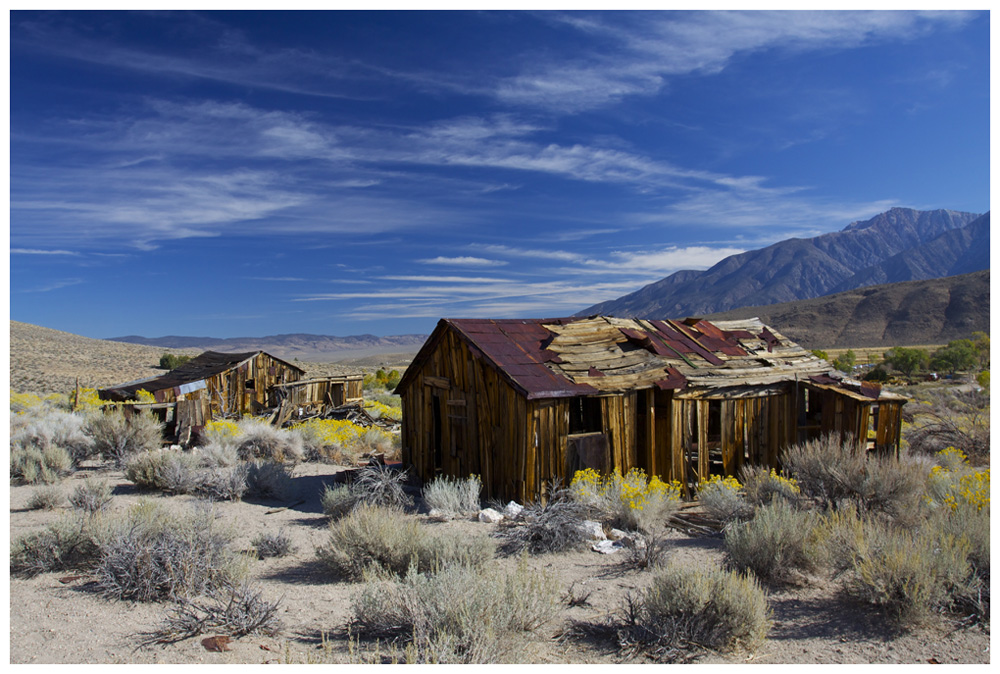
478;508;504;523
592;539;625;554
502;501;523;518
581;520;606;540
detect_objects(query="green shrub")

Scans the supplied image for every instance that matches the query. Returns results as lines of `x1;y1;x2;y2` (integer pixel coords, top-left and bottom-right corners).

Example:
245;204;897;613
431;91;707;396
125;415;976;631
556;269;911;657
10;443;73;485
317;503;495;580
321;483;359;519
724;499;821;584
125;449;201;493
350;558;559;663
422;474;482;517
617;563;770;660
843;518;971;627
10;409;93;464
69;477;113;514
26;485;65;510
85;409;164;468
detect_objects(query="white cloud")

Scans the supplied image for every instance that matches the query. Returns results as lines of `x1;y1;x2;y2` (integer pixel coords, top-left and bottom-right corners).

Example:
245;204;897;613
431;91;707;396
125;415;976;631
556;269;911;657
418;257;508;267
11;248;80;255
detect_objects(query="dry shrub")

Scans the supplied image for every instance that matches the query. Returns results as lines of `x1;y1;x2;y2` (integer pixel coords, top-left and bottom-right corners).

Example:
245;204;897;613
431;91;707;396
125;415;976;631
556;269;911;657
740;466;801;508
904;389;989;463
245;460;294;500
125;449;201;493
234;419;304;463
10;515;102;576
11;408;94;465
142;582;282;646
781;435;927;520
617;563;770;661
723;499;822;584
69;477;113;514
350;463;412;509
350;558;559;663
317;503;495;580
697;475;751;524
85;408;163;468
195;464;249;501
96;502;247;602
421;474;482;517
26;485;65;511
252;530;295;559
497;492;597;555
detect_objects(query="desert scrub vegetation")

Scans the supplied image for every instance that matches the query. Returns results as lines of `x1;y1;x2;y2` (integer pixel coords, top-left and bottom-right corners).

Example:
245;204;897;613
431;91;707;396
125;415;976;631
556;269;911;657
85;408;164;468
10;408;94;483
10;514;103;576
350;558;559;663
95;502;249;602
781;434;928;521
69;477;114;514
252;530;295;559
317;503;495;580
321;464;413;518
903;388;990;463
496;489;598;555
723;499;822;585
142;582;282;646
25;484;65;510
569;468;681;533
421;474;482;518
293;417;399;464
697;474;751;524
615;563;770;662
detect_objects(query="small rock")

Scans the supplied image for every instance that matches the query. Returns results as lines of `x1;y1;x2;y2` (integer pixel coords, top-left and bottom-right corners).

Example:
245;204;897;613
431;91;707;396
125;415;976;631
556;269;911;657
581;520;606;540
478;508;504;523
608;528;628;541
592;540;624;554
502;501;524;519
427;508;450;521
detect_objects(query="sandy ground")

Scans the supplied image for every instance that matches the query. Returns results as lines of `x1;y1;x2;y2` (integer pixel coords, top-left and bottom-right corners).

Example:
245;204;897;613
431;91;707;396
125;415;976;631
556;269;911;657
8;462;990;665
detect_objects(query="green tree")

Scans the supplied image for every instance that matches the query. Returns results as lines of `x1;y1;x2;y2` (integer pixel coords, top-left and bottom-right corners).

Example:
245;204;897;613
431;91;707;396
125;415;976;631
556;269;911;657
810;349;829;361
158;353;191;370
882;347;928;378
971;331;990;369
929;340;978;374
832;349;856;373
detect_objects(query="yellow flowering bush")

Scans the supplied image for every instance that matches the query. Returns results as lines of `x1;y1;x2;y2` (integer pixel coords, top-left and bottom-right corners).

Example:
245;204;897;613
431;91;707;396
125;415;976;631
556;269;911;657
570;467;681;533
928;464;989;513
697;474;751;522
10;391;46;413
292;418;399;464
363;400;402;421
204;419;240;443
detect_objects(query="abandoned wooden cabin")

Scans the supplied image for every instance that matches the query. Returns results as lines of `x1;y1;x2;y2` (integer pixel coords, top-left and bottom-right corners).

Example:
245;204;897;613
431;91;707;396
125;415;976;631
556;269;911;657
99;350;363;442
396;316;907;503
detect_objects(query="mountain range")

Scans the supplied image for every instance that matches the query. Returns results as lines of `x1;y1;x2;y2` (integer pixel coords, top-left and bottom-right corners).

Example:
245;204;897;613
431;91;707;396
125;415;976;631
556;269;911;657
581;207;988;318
107;332;428;363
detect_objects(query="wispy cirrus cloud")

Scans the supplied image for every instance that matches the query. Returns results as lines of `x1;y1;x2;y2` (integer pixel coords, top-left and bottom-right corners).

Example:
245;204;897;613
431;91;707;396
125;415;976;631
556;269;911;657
498;11;976;112
11;248;80;256
419;256;508;267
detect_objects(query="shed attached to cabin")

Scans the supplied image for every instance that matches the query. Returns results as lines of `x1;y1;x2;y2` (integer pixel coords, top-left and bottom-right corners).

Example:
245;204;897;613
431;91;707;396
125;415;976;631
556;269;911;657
395;316;906;503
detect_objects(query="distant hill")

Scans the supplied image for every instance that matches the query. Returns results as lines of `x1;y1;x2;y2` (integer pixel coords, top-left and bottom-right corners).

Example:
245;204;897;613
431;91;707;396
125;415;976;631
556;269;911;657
9;321;373;394
581;207;986;318
108;332;428;363
703;270;989;349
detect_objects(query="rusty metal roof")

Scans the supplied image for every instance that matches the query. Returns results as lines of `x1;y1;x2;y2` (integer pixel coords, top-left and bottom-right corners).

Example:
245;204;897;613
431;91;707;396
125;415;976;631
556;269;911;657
397;315;891;401
99;350;305;400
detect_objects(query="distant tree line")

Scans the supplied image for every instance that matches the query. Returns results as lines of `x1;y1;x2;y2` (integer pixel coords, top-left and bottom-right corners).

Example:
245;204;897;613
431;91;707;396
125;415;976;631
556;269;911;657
813;332;989;384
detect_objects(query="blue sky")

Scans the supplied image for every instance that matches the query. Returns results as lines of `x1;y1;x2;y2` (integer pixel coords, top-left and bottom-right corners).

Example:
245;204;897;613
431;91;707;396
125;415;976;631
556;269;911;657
8;9;990;339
